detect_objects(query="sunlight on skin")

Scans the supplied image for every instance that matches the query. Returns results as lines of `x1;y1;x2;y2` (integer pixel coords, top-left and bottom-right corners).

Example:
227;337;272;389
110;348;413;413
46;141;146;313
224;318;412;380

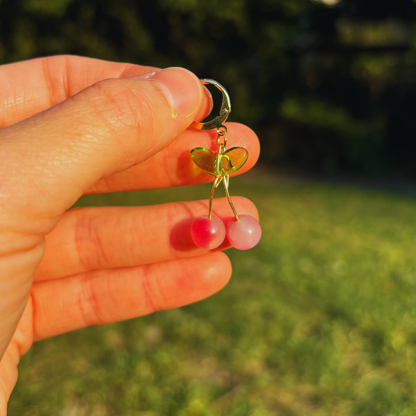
0;56;260;414
314;0;340;5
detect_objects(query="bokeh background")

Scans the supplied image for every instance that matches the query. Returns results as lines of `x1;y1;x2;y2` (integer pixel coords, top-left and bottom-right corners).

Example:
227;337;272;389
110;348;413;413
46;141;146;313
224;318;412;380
3;0;416;415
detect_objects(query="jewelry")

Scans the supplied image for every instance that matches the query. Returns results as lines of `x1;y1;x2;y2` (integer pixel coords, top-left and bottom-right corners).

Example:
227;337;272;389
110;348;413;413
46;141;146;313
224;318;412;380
190;79;261;250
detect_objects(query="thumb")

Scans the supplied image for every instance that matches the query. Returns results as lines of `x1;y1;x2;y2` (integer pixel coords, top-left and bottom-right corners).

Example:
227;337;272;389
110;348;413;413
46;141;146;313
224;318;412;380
0;67;207;234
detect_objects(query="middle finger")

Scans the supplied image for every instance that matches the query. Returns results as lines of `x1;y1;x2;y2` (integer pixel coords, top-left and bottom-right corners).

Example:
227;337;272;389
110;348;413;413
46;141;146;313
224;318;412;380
85;122;260;193
35;196;258;282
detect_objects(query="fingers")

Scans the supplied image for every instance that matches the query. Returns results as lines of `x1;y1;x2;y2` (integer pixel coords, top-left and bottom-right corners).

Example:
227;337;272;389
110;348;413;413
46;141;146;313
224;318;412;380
0;67;211;236
32;252;232;340
0;345;19;416
0;55;211;131
0;64;210;359
35;196;258;282
0;55;158;127
86;122;260;193
0;299;32;415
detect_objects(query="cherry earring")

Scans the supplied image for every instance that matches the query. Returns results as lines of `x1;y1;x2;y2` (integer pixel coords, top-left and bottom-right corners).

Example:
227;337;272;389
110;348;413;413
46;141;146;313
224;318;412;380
190;79;261;250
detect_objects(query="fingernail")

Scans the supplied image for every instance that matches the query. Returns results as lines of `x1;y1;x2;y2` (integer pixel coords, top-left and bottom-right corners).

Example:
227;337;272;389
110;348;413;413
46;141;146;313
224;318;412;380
194;86;214;122
137;71;157;79
149;67;201;119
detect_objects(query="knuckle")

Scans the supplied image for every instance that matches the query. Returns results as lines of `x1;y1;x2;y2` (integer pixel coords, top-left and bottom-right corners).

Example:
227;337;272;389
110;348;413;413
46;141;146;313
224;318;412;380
73;209;108;271
86;78;151;134
141;265;166;313
78;277;105;327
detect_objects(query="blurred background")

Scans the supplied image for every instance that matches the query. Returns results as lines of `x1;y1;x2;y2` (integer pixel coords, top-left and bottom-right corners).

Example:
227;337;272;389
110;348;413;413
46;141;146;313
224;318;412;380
3;0;416;415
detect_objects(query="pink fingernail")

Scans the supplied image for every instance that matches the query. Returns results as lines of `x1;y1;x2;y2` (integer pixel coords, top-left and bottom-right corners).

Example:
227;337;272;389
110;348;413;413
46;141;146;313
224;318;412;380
137;71;157;79
149;67;201;119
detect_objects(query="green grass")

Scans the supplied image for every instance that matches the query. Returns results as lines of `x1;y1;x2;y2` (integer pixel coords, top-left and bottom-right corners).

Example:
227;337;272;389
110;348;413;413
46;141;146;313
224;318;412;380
9;172;416;416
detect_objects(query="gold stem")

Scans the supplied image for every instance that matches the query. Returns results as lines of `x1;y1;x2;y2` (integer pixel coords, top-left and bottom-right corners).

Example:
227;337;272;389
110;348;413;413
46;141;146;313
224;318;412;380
223;177;240;221
208;180;217;219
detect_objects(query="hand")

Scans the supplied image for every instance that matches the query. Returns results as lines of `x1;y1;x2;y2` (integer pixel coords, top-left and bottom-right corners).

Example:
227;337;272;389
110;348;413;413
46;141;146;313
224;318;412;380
0;56;260;413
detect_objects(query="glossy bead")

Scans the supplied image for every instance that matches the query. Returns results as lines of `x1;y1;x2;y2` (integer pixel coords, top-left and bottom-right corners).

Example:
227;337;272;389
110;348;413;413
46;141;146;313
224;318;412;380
227;215;262;250
191;215;226;250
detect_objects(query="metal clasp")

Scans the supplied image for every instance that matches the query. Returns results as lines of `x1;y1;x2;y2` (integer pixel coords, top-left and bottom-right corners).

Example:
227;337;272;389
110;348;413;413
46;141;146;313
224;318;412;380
191;79;231;131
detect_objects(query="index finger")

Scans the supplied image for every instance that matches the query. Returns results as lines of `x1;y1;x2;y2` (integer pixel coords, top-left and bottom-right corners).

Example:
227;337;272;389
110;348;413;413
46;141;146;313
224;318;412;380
0;55;158;128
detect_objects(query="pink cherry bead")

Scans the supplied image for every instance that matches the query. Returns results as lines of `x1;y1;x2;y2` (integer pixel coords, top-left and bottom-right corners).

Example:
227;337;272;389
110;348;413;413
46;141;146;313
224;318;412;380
226;215;262;250
191;215;226;250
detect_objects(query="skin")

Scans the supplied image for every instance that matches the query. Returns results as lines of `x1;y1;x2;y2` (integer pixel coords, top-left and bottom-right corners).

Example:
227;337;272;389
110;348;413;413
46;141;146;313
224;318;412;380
0;56;260;414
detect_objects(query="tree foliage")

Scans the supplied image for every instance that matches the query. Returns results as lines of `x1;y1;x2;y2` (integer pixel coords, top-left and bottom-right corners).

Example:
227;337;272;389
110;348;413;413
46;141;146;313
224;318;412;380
1;0;416;176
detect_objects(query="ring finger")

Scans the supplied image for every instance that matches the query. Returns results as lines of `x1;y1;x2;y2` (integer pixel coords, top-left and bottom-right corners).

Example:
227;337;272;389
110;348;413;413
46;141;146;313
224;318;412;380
35;196;258;282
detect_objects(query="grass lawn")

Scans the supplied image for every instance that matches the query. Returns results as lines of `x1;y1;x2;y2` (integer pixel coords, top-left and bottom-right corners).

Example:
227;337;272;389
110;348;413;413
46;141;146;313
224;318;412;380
8;172;416;416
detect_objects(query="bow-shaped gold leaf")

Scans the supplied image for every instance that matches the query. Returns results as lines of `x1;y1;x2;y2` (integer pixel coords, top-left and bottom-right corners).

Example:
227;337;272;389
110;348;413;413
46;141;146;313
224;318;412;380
190;147;249;176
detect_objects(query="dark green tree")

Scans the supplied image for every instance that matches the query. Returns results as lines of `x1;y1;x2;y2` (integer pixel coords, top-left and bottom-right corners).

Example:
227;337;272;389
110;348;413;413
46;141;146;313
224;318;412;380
1;0;416;177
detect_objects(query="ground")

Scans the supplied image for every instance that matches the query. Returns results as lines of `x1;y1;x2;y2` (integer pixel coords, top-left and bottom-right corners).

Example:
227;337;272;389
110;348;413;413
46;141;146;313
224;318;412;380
9;170;416;416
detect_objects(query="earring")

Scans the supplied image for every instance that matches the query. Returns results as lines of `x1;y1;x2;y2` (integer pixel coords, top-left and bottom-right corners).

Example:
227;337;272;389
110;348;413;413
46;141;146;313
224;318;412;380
190;79;261;250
